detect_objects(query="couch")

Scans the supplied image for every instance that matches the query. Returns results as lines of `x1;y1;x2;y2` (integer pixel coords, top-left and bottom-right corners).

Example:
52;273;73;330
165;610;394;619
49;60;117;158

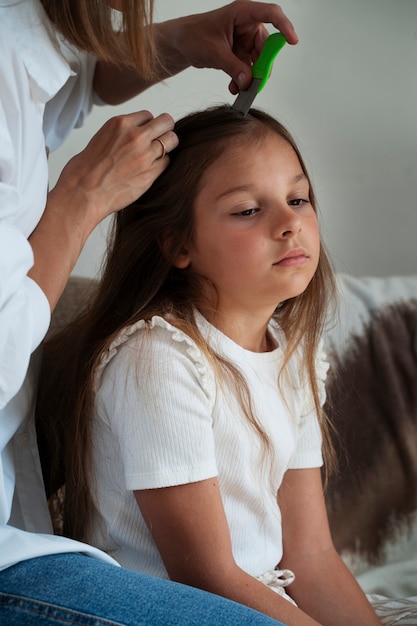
43;272;417;599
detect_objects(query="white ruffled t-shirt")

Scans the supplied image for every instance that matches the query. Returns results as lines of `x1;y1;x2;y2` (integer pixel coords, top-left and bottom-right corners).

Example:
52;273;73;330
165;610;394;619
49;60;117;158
90;312;328;578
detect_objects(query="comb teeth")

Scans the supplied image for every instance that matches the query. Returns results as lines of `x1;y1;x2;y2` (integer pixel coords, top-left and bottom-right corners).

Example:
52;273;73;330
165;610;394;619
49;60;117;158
232;79;261;115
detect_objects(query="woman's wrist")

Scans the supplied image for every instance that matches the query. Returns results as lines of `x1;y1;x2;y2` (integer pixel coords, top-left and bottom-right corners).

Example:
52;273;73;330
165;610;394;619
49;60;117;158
27;191;99;311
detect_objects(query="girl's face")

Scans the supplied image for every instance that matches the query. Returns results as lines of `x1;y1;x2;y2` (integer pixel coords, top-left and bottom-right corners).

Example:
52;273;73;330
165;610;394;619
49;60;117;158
175;132;321;326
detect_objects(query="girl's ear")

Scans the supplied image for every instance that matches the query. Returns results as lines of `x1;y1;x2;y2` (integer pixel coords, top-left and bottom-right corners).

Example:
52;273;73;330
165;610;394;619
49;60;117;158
172;248;191;269
159;231;191;269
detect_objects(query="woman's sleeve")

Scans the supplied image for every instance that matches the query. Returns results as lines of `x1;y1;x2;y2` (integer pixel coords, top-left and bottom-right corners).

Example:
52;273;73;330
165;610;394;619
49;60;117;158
0;222;50;409
0;97;50;409
43;43;97;153
96;320;219;491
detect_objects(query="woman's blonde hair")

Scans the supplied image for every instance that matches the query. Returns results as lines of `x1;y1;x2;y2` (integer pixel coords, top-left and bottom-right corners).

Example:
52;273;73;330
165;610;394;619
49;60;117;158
37;105;337;541
40;0;158;78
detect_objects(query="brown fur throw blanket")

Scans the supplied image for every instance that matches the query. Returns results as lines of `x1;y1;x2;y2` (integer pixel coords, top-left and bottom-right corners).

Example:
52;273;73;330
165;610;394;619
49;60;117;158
325;297;417;565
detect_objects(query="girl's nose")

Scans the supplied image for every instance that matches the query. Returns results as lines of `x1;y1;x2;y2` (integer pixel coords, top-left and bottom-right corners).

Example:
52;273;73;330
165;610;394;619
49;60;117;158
271;205;302;239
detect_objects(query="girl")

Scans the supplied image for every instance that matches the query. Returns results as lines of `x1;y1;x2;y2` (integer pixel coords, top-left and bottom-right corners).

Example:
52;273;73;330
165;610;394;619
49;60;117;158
1;0;297;623
39;106;398;625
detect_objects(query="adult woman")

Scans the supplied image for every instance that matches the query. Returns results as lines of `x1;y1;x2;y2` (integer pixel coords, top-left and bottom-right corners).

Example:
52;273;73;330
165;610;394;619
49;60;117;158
0;1;297;624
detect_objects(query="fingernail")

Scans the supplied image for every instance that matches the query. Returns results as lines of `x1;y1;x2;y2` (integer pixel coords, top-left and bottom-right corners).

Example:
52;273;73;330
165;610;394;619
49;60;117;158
237;72;246;89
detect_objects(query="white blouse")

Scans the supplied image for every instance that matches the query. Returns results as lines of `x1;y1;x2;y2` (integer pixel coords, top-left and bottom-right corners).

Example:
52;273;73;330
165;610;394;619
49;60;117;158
0;0;114;571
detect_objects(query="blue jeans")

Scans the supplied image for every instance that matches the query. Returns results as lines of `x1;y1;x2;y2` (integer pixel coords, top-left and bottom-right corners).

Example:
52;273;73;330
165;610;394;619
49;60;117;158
0;553;285;625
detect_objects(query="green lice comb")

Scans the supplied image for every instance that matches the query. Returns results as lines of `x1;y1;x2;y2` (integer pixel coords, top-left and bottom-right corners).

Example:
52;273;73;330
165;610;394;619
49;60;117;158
232;32;286;115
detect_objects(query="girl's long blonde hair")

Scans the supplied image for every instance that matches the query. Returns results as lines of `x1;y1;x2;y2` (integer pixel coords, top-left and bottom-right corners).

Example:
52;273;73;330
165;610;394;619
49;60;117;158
37;106;337;541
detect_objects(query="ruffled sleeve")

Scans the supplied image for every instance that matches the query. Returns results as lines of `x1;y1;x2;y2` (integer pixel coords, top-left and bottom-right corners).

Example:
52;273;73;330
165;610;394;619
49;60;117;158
94;316;218;490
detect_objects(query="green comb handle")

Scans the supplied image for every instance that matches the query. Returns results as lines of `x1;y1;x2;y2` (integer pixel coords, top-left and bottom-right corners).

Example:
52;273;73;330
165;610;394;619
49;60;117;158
252;33;287;93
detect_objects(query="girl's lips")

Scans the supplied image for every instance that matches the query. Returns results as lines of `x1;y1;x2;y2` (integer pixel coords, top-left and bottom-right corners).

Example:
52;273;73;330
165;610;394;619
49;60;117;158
274;249;308;267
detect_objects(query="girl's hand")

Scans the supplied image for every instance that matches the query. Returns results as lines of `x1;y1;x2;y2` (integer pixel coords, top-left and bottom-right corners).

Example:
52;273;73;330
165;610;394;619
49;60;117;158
50;110;178;231
156;1;298;94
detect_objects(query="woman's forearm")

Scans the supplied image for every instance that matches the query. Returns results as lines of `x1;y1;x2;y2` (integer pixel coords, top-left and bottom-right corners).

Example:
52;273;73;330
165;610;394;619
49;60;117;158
28;109;176;310
93;2;299;105
92;18;206;105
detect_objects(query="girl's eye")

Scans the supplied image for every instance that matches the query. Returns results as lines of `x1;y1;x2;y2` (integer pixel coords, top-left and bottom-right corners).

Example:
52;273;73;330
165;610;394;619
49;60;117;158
288;198;309;207
232;208;259;217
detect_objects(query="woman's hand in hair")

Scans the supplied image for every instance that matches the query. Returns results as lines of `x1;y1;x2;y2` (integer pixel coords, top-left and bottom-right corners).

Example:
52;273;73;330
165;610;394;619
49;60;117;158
50;110;177;224
28;110;177;311
154;1;298;95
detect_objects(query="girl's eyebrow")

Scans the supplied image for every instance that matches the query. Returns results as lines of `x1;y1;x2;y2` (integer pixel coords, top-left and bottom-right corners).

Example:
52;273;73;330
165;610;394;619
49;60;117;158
215;184;256;201
294;173;308;183
214;173;308;201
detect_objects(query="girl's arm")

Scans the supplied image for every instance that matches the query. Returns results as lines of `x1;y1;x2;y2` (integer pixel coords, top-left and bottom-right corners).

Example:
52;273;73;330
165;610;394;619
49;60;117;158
278;467;382;626
94;2;298;104
135;478;322;626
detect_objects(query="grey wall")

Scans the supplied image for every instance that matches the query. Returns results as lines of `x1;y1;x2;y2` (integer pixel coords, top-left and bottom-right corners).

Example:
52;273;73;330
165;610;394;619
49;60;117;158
48;0;417;279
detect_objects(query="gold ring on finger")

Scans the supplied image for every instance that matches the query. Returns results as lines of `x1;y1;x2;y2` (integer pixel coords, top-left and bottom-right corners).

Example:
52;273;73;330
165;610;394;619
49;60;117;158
155;137;167;159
